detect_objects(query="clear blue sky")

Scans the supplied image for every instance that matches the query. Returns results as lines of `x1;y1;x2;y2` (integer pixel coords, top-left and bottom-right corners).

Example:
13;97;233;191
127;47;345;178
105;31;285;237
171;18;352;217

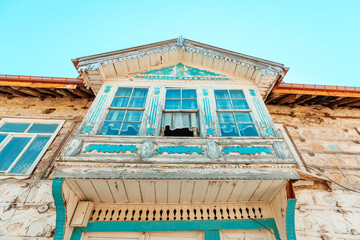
0;0;359;86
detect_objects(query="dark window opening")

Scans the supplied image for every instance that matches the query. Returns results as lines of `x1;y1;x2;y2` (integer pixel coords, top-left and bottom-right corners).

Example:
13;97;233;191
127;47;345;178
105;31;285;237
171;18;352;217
163;126;194;137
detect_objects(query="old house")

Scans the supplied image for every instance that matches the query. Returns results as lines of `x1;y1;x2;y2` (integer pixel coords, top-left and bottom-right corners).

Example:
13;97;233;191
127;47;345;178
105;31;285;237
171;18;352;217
0;37;359;240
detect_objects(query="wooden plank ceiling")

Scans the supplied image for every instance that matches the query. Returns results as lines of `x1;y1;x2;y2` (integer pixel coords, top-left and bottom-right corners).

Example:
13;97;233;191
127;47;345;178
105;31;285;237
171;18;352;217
66;179;286;204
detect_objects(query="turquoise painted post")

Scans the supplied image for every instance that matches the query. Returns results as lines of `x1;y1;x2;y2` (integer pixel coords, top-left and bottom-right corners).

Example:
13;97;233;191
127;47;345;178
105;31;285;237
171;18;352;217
286;199;297;240
52;178;65;240
204;230;220;240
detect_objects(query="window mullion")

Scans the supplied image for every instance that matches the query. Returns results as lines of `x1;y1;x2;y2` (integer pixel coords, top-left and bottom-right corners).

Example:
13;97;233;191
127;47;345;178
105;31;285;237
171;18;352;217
0;134;13;152
5;134;37;173
24;123;34;133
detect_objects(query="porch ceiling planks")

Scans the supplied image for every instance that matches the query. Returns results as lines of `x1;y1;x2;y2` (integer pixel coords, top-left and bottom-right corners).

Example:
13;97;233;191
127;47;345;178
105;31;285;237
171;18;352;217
66;179;286;204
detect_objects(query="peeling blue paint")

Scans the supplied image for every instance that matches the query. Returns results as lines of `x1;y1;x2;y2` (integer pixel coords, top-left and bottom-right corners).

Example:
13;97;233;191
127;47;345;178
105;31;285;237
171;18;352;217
249;89;275;137
222;146;272;155
82;125;92;134
83;87;111;134
146;127;154;135
207;128;214;135
156;145;204;155
154;87;160;95
104;86;112;93
249;89;256;96
52;179;65;240
135;63;229;80
83;144;137;153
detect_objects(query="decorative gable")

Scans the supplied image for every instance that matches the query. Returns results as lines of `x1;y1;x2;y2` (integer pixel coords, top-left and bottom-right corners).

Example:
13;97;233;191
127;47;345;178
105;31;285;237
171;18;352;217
134;63;229;80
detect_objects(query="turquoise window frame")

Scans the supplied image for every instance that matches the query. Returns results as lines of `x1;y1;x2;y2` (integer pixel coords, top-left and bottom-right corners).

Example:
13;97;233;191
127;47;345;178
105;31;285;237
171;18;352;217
70;219;280;240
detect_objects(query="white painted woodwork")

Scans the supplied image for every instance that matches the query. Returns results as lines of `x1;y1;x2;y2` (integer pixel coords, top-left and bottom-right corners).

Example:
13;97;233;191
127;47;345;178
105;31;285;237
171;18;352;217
220;230;274;240
107;179;129;203
140;181;156;204
91;180;115;203
83;231;204;240
70;201;93;227
124;180;142;203
270;187;288;240
75;179;100;202
89;202;274;222
67;179;286;204
168;181;181;203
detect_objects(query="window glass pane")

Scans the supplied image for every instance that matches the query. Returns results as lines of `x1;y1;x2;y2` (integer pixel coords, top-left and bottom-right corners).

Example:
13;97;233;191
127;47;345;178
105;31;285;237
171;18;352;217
111;97;129;107
219;124;239;137
106;110;126;121
0;134;7;144
124;111;143;122
229;90;245;99
115;88;132;97
165;100;181;109
234;112;253;123
121;123;141;135
182;100;197;109
129;98;146;108
182;90;196;99
214;90;230;99
132;88;148;97
0;137;31;171
28;124;58;133
99;122;122;135
232;100;249;109
10;136;50;174
0;123;30;133
166;90;180;99
238;124;258;136
216;99;232;109
218;112;235;123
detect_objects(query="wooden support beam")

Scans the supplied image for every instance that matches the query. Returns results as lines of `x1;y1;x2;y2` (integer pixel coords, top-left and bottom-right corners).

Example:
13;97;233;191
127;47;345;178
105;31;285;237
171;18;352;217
272;88;360;98
276;94;302;105
0;86;31;97
36;88;63;97
292;95;317;105
12;87;45;98
330;97;360;107
55;89;78;98
265;93;282;103
68;88;92;98
346;99;360;107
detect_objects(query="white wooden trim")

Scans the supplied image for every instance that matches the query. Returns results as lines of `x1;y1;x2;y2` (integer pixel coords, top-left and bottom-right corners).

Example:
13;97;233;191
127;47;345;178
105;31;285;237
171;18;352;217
0;118;65;176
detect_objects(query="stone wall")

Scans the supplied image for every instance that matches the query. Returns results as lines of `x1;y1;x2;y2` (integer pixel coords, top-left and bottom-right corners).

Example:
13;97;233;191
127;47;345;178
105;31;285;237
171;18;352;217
0;96;91;239
269;104;360;240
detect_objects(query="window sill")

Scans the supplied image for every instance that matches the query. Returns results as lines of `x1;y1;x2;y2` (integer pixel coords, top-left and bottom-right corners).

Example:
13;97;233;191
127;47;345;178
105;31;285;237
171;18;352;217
0;174;31;180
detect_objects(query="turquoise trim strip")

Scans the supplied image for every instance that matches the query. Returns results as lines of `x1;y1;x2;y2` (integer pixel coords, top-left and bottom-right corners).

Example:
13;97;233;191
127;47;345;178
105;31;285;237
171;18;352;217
52;178;65;240
148;94;155;123
286;199;297;240
207;97;212;125
203;98;209;125
153;96;159;123
89;95;104;123
70;219;280;240
92;95;108;123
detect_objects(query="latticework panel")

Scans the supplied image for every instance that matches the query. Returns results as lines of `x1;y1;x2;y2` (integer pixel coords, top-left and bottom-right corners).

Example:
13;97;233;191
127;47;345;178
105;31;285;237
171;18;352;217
89;204;273;222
